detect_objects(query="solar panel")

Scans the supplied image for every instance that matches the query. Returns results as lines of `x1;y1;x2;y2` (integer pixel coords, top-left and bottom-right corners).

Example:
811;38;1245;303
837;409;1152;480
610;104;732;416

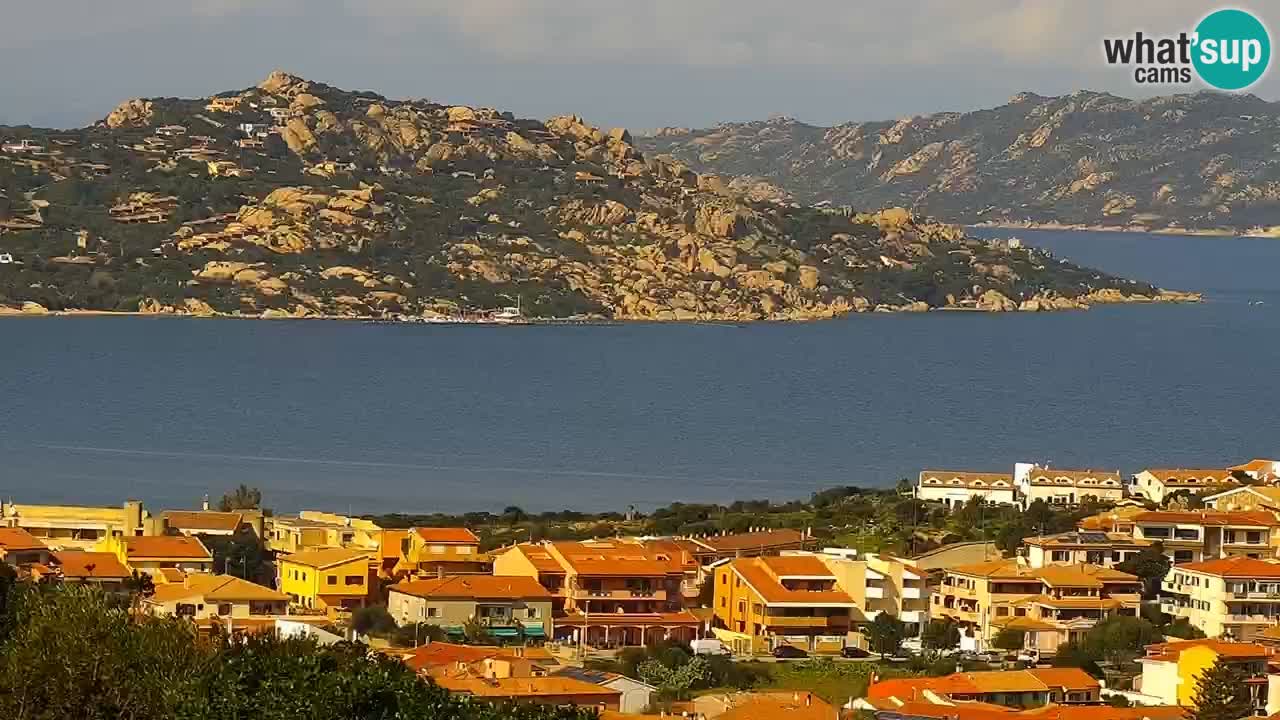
1076;532;1109;544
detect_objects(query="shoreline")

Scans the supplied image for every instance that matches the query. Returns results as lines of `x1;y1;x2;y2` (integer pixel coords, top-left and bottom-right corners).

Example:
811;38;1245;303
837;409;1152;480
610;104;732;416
969;221;1280;239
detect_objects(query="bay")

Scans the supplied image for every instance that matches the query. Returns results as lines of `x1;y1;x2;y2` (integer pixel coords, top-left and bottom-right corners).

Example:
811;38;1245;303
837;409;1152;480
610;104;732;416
1;229;1276;514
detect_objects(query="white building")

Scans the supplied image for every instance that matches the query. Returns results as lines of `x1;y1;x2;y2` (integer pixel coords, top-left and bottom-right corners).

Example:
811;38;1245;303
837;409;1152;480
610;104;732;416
916;470;1017;508
1132;468;1239;505
1014;464;1125;508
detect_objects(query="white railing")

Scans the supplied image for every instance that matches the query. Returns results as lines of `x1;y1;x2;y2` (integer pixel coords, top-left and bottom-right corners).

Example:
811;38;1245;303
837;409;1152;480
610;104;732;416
902;587;923;599
865;586;885;599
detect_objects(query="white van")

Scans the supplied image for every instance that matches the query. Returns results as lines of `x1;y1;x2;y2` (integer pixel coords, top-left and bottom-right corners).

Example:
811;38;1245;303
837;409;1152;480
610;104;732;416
690;639;731;656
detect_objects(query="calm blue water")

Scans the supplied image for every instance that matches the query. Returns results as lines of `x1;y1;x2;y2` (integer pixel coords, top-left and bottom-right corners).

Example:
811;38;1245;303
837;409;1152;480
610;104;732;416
1;229;1277;514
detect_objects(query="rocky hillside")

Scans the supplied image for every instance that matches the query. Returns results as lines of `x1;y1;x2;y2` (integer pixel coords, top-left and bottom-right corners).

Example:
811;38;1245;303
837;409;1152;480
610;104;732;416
0;74;1191;322
638;91;1280;235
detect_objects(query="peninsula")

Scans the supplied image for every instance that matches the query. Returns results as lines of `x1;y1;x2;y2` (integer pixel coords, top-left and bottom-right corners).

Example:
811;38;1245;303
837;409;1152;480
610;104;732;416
0;74;1195;322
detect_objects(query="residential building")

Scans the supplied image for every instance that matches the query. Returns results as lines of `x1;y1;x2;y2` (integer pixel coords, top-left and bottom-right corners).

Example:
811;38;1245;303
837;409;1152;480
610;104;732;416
1;499;154;550
494;539;700;646
1022;531;1148;569
716;692;838;720
1135;639;1271;713
387;575;553;641
162;509;256;537
866;668;1101;709
1131;510;1280;564
1161;557;1280;640
206;96;243;113
713;555;856;654
916;471;1017;508
43;551;132;590
277;547;374;615
1131;469;1238;505
810;549;930;634
552;668;655;714
864;702;1185;720
935;560;1141;654
1228;459;1280;483
1076;505;1147;534
403;642;554;679
683;529;814;565
144;573;289;620
0;527;50;566
99;534;214;577
1014;465;1125;507
393;527;490;577
1204;485;1280;513
265;512;381;555
432;674;621;709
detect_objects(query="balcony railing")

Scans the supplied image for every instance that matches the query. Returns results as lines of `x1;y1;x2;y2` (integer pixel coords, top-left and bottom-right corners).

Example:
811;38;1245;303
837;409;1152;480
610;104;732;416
764;615;849;628
902;587;924;600
1228;614;1279;624
573;589;667;601
865;586;885;599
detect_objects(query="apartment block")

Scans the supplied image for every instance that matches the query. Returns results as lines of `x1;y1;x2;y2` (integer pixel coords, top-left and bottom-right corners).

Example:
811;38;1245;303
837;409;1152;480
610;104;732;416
1131;510;1280;564
1162;557;1280;641
916;471;1017;508
1014;465;1125;507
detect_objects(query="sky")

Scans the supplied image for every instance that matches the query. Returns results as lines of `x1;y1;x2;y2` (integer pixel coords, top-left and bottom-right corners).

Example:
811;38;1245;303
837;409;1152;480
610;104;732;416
2;1;1277;131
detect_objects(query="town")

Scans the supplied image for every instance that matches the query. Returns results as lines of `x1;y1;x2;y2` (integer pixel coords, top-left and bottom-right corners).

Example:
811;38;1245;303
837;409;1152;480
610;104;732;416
1;458;1278;720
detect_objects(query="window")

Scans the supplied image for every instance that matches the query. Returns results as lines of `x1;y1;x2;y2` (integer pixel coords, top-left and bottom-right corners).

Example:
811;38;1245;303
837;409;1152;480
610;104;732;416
720;597;726;607
1051;551;1069;562
345;575;362;585
217;603;232;616
427;607;439;618
327;576;338;585
527;607;538;618
996;607;1009;616
430;545;445;554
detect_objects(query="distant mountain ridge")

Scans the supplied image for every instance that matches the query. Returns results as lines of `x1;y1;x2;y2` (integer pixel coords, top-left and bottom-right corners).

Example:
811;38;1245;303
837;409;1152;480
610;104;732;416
0;75;1194;321
636;90;1280;234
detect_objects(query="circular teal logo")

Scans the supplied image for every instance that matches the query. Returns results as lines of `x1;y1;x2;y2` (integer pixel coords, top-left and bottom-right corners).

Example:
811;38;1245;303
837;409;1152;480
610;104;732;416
1193;9;1271;90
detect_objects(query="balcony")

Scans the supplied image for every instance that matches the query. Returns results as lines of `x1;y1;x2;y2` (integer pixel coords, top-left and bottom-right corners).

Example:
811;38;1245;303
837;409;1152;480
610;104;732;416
865;586;885;599
902;587;924;600
573;588;667;601
764;615;849;629
1231;591;1280;600
900;610;925;623
1228;614;1279;624
944;584;977;599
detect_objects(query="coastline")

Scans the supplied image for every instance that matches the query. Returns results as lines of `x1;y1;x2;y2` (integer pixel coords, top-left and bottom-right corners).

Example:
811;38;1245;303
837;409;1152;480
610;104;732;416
969;221;1280;239
0;288;1202;323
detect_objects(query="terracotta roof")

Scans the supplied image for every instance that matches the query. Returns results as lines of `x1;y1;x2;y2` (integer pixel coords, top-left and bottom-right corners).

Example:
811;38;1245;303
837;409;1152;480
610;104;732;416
502;544;565;573
758;555;834;577
870;668;1097;702
692;529;808;553
1230;459;1278;473
717;692;837;720
1014;594;1127;610
433;674;621;699
147;574;288;604
1024;668;1101;690
918;470;1015;490
403;642;511;671
121;535;212;560
897;704;1186;720
280;547;372;569
0;527;47;552
1024;531;1148;548
1139;469;1236;486
868;674;981;701
1033;564;1138;587
1176;556;1280;578
949;559;1028;578
1077;505;1147;531
1026;468;1122;486
1143;639;1271;662
991;616;1059;631
730;557;853;604
390;575;551;600
413;527;480;544
162;510;243;533
553;542;673;576
51;551;130;579
157;568;186;583
1133;510;1280;527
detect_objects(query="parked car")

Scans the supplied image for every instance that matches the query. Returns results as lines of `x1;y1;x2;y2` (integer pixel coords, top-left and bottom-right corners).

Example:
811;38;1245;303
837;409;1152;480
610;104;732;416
691;639;731;656
1017;649;1040;663
840;646;871;658
772;645;809;659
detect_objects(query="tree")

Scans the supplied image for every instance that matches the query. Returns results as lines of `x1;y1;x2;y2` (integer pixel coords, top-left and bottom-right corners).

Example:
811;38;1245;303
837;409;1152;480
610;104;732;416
921;618;961;654
463;617;493;645
1188;659;1253;720
351;604;396;637
218;484;262;512
993;628;1025;653
200;526;271;585
995;519;1031;557
391;622;446;648
865;612;907;659
637;655;711;700
1118;542;1171;599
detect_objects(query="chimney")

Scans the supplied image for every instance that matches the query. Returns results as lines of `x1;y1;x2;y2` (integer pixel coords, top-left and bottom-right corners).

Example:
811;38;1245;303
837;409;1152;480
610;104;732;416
805;693;812;707
437;566;444;580
202;494;210;512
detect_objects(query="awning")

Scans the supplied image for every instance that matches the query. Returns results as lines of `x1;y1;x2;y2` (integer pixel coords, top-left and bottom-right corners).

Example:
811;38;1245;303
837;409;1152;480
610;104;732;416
522;625;547;637
443;625;465;635
490;627;520;638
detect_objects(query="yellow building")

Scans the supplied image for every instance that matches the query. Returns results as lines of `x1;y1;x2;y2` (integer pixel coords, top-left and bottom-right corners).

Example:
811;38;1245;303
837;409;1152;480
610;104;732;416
1136;638;1271;712
1162;556;1280;640
935;560;1141;654
2;500;154;550
393;527;490;578
278;547;374;615
144;573;289;621
98;534;214;577
265;512;382;555
714;555;857;654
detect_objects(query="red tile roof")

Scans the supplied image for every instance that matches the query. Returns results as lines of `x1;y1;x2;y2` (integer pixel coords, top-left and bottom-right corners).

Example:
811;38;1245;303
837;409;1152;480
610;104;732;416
1176;556;1280;578
1133;510;1280;527
692;529;808;553
0;527;47;552
121;535;212;560
1143;638;1271;662
51;551;131;579
414;527;480;544
162;510;243;533
390;575;551;600
730;557;852;605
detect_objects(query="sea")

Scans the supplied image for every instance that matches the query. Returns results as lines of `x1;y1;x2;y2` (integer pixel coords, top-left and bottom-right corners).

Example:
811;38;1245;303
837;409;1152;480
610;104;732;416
2;228;1277;515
